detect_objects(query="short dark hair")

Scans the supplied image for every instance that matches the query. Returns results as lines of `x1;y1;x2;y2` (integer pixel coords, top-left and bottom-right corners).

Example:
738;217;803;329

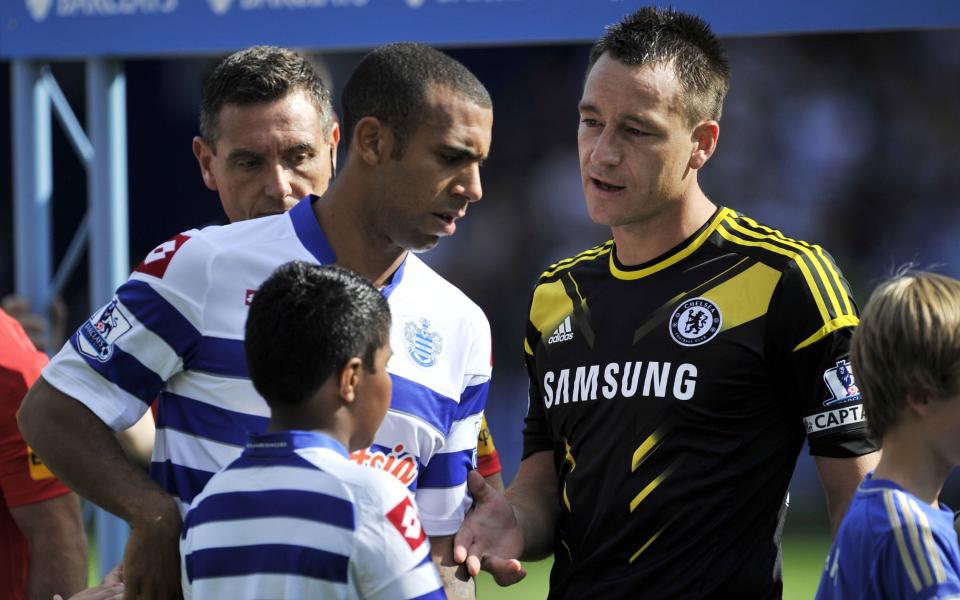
851;271;960;440
199;45;335;147
341;42;492;158
588;7;730;124
245;262;391;407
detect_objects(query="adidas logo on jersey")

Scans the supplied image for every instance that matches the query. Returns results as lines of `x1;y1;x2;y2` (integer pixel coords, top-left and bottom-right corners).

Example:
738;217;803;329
548;316;574;344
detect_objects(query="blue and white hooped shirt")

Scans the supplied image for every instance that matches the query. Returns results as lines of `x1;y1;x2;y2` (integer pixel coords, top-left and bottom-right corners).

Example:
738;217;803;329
43;195;492;535
180;430;444;599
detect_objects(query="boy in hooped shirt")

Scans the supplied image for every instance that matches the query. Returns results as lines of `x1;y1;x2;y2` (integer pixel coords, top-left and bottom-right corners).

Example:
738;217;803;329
817;271;960;599
180;261;444;599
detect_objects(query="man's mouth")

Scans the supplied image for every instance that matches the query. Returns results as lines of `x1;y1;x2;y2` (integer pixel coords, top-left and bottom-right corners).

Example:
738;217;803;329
431;210;465;235
591;178;625;193
433;210;466;225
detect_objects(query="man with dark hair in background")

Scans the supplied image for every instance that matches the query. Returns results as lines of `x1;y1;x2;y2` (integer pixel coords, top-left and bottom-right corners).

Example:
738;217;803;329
191;45;340;223
455;8;879;598
20;42;493;599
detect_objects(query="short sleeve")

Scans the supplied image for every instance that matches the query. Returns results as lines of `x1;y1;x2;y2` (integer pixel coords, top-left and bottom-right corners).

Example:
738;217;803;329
354;479;444;600
522;286;554;459
42;231;207;430
408;306;490;537
873;530;960;599
766;252;876;457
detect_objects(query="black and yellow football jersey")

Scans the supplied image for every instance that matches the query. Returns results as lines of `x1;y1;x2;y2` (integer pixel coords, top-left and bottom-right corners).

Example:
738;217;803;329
522;207;877;599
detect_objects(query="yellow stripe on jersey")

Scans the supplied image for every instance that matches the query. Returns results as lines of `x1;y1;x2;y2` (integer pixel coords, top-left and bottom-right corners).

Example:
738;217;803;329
610;208;733;281
568;272;588;307
883;490;923;592
629;522;669;564
561;539;573;562
700;261;781;333
793;315;860;352
541;241;613;279
725;217;844;317
631;429;664;472
524;338;533;356
562;439;577;512
529;279;575;341
897;493;935;586
715;224;828;323
739;215;854;317
721;217;852;323
723;216;856;323
629;459;680;512
908;496;948;584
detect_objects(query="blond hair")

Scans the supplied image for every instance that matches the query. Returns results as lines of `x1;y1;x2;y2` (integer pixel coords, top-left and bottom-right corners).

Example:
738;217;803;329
851;271;960;439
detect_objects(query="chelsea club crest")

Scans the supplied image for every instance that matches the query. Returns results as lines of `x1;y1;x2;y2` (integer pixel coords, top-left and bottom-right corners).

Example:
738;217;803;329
669;297;722;347
404;318;443;368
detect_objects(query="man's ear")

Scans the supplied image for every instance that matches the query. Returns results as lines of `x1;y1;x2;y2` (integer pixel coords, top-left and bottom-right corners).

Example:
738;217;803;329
328;121;341;177
192;136;219;191
905;393;931;417
688;120;720;171
352;116;392;166
338;357;364;403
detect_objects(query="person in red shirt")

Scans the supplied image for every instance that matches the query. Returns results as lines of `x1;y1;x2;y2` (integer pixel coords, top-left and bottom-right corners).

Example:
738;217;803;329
1;308;86;599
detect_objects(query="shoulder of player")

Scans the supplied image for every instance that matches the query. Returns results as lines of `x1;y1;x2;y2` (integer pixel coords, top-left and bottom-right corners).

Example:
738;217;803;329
535;240;614;284
860;487;948;545
711;210;843;276
714;210;858;326
132;215;293;288
329;457;412;511
191;214;294;258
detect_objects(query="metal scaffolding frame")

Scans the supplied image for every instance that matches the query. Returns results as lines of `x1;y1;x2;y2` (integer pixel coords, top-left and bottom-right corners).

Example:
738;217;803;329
11;58;130;579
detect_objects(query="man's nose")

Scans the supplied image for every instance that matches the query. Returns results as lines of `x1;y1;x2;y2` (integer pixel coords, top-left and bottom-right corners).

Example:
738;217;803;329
453;163;483;203
263;164;294;200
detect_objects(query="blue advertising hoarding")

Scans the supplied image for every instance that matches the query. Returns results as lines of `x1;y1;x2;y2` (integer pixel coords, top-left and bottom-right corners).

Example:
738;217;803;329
2;0;959;59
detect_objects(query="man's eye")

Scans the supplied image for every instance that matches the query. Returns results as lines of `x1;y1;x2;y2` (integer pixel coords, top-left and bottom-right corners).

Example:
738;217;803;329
235;158;260;170
581;118;601;127
289;153;312;165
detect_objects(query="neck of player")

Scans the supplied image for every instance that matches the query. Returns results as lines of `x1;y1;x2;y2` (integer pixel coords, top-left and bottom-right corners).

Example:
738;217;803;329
313;181;406;289
266;413;354;453
611;186;717;266
873;425;949;508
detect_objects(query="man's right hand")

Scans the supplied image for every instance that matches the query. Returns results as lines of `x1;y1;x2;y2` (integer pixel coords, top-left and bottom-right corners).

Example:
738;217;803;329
17;379;185;600
453;470;526;586
122;502;183;600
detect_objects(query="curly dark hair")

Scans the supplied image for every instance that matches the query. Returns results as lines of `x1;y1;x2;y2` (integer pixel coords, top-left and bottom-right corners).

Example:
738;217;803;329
245;262;391;407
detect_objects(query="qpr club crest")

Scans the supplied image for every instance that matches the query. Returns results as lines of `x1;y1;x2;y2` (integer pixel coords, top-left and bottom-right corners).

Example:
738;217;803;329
404;318;443;368
77;299;132;362
669;298;722;347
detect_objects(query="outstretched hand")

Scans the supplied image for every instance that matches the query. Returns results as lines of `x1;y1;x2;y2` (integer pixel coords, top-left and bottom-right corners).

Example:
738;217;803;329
453;470;526;586
56;565;125;600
